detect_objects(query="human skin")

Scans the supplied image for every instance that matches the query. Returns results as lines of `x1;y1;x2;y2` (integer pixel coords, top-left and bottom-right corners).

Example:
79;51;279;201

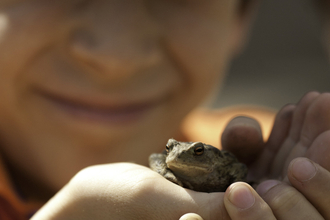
32;157;330;219
1;0;330;219
0;0;252;196
222;92;330;219
31;92;330;219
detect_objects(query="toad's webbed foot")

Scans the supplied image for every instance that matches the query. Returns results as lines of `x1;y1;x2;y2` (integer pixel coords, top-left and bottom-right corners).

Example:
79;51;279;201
149;153;183;186
163;170;183;187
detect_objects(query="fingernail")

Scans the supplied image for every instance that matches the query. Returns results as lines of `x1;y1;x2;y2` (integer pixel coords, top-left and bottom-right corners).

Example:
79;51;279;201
256;180;280;197
228;183;255;210
290;158;316;182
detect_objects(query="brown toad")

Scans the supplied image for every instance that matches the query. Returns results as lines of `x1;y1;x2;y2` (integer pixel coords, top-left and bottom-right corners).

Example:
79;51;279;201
149;138;248;192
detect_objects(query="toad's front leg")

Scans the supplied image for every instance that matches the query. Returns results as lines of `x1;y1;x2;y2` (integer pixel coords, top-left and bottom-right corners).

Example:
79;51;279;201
149;153;167;175
163;169;183;187
149;153;183;186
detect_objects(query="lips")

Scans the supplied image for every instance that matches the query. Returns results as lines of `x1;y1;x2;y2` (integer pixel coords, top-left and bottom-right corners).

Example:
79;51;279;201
35;87;164;125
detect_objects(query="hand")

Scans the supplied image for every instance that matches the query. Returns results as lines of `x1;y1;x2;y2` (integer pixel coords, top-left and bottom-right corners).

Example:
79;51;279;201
255;157;330;219
223;157;330;220
32;163;233;220
33;163;328;220
252;92;330;181
221;92;330;219
33;162;283;220
222;92;330;181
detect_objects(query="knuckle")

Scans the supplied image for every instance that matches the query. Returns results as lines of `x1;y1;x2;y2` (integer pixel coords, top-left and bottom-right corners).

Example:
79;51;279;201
257;202;274;216
264;184;301;213
69;165;101;188
234;202;275;220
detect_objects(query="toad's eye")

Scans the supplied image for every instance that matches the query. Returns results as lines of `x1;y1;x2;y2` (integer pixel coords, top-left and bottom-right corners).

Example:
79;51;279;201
165;144;170;152
194;145;204;156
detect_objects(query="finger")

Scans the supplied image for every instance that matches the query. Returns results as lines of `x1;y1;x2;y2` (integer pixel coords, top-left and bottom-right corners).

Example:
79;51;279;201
224;182;276;220
288;157;330;219
249;104;295;180
270;91;320;178
221;116;263;165
179;213;204;220
288;91;320;142
266;104;296;153
300;93;330;147
306;130;330;171
256;180;323;220
283;93;330;177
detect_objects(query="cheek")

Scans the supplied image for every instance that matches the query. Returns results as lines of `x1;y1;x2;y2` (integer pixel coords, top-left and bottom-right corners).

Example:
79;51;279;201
164;21;232;108
150;2;236;108
0;3;68;160
0;3;64;118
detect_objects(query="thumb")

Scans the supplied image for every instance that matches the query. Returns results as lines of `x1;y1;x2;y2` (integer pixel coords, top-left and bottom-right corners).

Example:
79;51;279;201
221;116;264;165
224;182;276;220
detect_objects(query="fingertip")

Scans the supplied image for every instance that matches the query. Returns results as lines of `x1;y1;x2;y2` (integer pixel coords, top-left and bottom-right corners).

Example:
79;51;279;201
298;91;320;105
222;116;261;133
287;156;330;219
221;116;263;164
179;213;204;220
225;182;276;220
226;182;255;210
289;157;317;183
278;104;296;120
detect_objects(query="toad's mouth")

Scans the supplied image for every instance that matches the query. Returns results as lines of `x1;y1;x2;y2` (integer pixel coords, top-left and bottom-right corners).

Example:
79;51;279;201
167;162;214;174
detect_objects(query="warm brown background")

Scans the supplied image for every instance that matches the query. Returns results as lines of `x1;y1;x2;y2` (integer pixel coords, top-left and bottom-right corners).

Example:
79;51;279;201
216;0;330;109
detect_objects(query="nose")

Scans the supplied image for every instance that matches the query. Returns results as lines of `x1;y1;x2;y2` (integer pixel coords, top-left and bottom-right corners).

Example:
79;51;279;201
68;0;163;81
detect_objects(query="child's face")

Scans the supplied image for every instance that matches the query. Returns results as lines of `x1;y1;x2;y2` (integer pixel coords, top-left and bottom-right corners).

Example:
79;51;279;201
0;0;249;189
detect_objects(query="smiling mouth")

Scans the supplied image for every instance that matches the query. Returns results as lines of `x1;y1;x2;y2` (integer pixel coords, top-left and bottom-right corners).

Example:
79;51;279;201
36;88;162;125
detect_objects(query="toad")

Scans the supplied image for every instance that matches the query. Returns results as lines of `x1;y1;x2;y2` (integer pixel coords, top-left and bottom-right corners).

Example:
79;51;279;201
149;138;248;192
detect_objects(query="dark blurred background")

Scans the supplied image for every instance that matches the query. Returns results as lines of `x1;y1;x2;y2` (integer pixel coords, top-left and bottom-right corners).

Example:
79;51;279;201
215;0;330;109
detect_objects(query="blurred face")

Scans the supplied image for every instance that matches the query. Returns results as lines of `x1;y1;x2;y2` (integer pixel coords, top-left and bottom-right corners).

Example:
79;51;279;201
0;0;248;190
